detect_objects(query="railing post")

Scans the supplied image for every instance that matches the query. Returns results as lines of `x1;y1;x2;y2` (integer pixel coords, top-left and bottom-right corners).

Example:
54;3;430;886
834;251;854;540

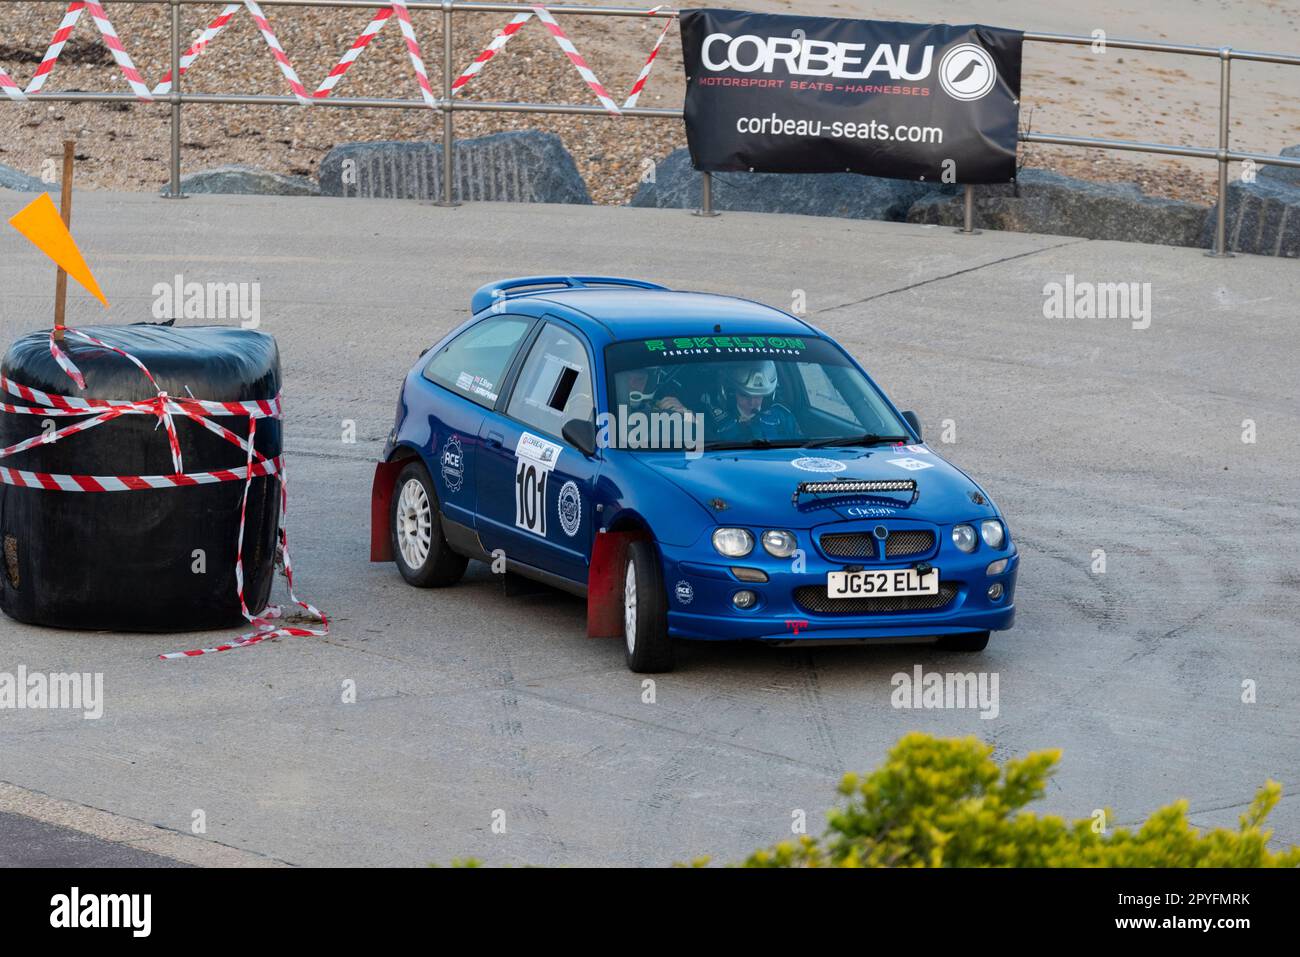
1207;48;1234;257
436;0;460;207
955;184;980;234
692;170;719;217
165;0;185;198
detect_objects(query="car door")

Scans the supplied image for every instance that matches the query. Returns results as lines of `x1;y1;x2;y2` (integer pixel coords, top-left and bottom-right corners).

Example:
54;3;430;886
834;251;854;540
418;313;534;528
476;319;599;586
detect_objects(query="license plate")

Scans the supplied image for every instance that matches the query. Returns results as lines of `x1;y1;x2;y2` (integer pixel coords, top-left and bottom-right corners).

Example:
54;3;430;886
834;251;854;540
826;567;939;598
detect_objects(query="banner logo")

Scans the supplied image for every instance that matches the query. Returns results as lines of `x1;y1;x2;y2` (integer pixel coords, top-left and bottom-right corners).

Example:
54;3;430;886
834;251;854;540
938;43;997;101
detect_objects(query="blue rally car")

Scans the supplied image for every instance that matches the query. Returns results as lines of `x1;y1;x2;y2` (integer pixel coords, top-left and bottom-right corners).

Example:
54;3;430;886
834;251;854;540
371;276;1018;672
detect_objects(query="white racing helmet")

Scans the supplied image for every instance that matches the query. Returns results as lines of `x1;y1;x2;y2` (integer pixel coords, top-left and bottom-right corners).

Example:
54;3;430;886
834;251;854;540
725;360;779;398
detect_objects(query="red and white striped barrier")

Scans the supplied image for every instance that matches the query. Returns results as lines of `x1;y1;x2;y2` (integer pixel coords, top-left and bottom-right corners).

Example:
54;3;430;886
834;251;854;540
314;5;396;98
25;1;88;97
242;0;311;104
0;326;327;659
451;10;534;94
0;64;27;102
26;2;154;101
314;2;435;106
623;13;676;109
9;2;674;113
533;6;620;114
152;3;241;97
452;6;676;113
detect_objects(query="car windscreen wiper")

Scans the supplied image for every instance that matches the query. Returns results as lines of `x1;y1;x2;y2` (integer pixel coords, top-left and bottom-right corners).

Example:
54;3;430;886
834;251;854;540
801;433;909;449
707;439;774;449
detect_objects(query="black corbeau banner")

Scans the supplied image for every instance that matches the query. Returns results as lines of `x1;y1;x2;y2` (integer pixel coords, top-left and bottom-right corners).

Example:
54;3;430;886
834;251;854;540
680;9;1023;184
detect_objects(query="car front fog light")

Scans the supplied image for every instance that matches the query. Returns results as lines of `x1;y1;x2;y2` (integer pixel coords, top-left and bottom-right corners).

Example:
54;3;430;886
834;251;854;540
980;520;1005;548
732;590;757;609
952;524;977;553
761;529;797;558
712;527;754;558
987;583;1004;600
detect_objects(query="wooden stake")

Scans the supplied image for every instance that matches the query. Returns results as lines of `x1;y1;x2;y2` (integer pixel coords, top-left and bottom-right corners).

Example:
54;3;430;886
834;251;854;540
52;141;75;342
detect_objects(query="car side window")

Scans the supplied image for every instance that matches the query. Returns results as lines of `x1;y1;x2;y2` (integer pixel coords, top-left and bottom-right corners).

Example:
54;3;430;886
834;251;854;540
506;322;594;438
423;315;531;409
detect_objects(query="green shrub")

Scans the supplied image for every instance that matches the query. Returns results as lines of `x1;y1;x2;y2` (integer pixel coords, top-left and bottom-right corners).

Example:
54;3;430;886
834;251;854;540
742;733;1299;868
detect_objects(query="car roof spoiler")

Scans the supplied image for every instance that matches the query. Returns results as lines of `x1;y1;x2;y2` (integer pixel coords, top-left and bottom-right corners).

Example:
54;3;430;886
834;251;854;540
470;276;669;315
792;478;919;507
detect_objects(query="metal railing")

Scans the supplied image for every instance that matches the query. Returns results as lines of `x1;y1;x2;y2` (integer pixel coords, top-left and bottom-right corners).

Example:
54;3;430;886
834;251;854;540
2;0;1298;256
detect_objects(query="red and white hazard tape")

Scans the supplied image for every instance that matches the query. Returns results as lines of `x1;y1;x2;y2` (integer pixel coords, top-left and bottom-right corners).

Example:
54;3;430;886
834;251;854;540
452;6;675;113
153;3;241;97
314;2;435;106
24;1;87;97
8;2;669;112
533;7;620;114
242;0;311;104
314;5;395;98
26;2;154;101
623;13;676;109
451;10;534;93
0;64;26;102
0;326;327;659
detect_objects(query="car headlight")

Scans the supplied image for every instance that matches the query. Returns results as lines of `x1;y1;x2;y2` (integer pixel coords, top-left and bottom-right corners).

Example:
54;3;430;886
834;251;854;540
712;527;754;558
761;529;797;558
952;524;977;553
980;520;1005;548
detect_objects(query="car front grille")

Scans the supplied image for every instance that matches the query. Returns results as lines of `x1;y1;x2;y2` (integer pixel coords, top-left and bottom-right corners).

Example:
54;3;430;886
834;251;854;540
793;583;958;615
819;529;935;559
885;530;935;558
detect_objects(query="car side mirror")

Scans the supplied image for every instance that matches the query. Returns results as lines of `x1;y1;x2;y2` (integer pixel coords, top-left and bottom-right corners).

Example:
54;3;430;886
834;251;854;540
562;418;597;457
902;410;922;440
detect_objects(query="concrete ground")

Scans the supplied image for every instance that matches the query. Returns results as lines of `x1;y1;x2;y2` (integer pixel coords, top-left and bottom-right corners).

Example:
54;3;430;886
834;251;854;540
0;193;1296;867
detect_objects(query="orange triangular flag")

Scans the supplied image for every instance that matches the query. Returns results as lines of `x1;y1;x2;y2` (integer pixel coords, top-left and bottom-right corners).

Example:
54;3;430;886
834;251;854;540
7;192;108;307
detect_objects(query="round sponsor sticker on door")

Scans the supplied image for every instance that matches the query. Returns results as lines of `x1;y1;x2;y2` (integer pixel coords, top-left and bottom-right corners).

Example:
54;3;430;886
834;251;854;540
791;457;847;473
557;480;582;537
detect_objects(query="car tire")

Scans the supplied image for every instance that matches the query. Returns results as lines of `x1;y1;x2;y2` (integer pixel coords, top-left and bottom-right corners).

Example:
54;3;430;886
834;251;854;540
623;539;673;673
390;459;468;588
937;630;990;652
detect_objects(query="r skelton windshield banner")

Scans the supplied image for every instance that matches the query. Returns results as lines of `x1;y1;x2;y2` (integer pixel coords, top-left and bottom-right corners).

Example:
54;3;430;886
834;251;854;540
679;8;1024;184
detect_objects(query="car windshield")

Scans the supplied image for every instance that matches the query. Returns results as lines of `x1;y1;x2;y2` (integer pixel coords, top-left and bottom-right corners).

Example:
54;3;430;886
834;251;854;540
603;334;911;451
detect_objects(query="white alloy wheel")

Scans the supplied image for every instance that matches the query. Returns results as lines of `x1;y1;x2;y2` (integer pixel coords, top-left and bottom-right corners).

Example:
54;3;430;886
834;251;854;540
396;477;433;570
624;559;638;654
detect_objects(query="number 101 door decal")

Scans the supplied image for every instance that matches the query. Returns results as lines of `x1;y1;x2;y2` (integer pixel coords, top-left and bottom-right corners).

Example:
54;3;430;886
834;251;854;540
515;432;562;537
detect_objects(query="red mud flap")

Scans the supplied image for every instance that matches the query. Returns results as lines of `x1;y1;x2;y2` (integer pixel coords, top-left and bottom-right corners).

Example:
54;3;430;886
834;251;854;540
370;459;405;562
587;530;640;638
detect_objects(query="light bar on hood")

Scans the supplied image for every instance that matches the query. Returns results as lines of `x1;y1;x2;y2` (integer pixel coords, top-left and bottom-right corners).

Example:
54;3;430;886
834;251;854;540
793;478;918;506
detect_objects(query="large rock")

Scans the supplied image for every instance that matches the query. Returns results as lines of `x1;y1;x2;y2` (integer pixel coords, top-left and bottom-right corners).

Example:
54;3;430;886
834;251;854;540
0;162;55;192
163;164;319;196
319;130;591;204
906;169;1209;247
1202;175;1300;258
629;147;956;221
1258;144;1300;188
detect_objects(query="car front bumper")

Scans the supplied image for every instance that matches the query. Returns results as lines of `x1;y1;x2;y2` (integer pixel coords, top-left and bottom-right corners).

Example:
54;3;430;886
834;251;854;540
658;537;1019;643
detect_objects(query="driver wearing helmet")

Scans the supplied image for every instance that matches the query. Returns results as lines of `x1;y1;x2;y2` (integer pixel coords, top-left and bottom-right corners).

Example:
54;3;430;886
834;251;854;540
711;360;798;441
614;366;687;416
